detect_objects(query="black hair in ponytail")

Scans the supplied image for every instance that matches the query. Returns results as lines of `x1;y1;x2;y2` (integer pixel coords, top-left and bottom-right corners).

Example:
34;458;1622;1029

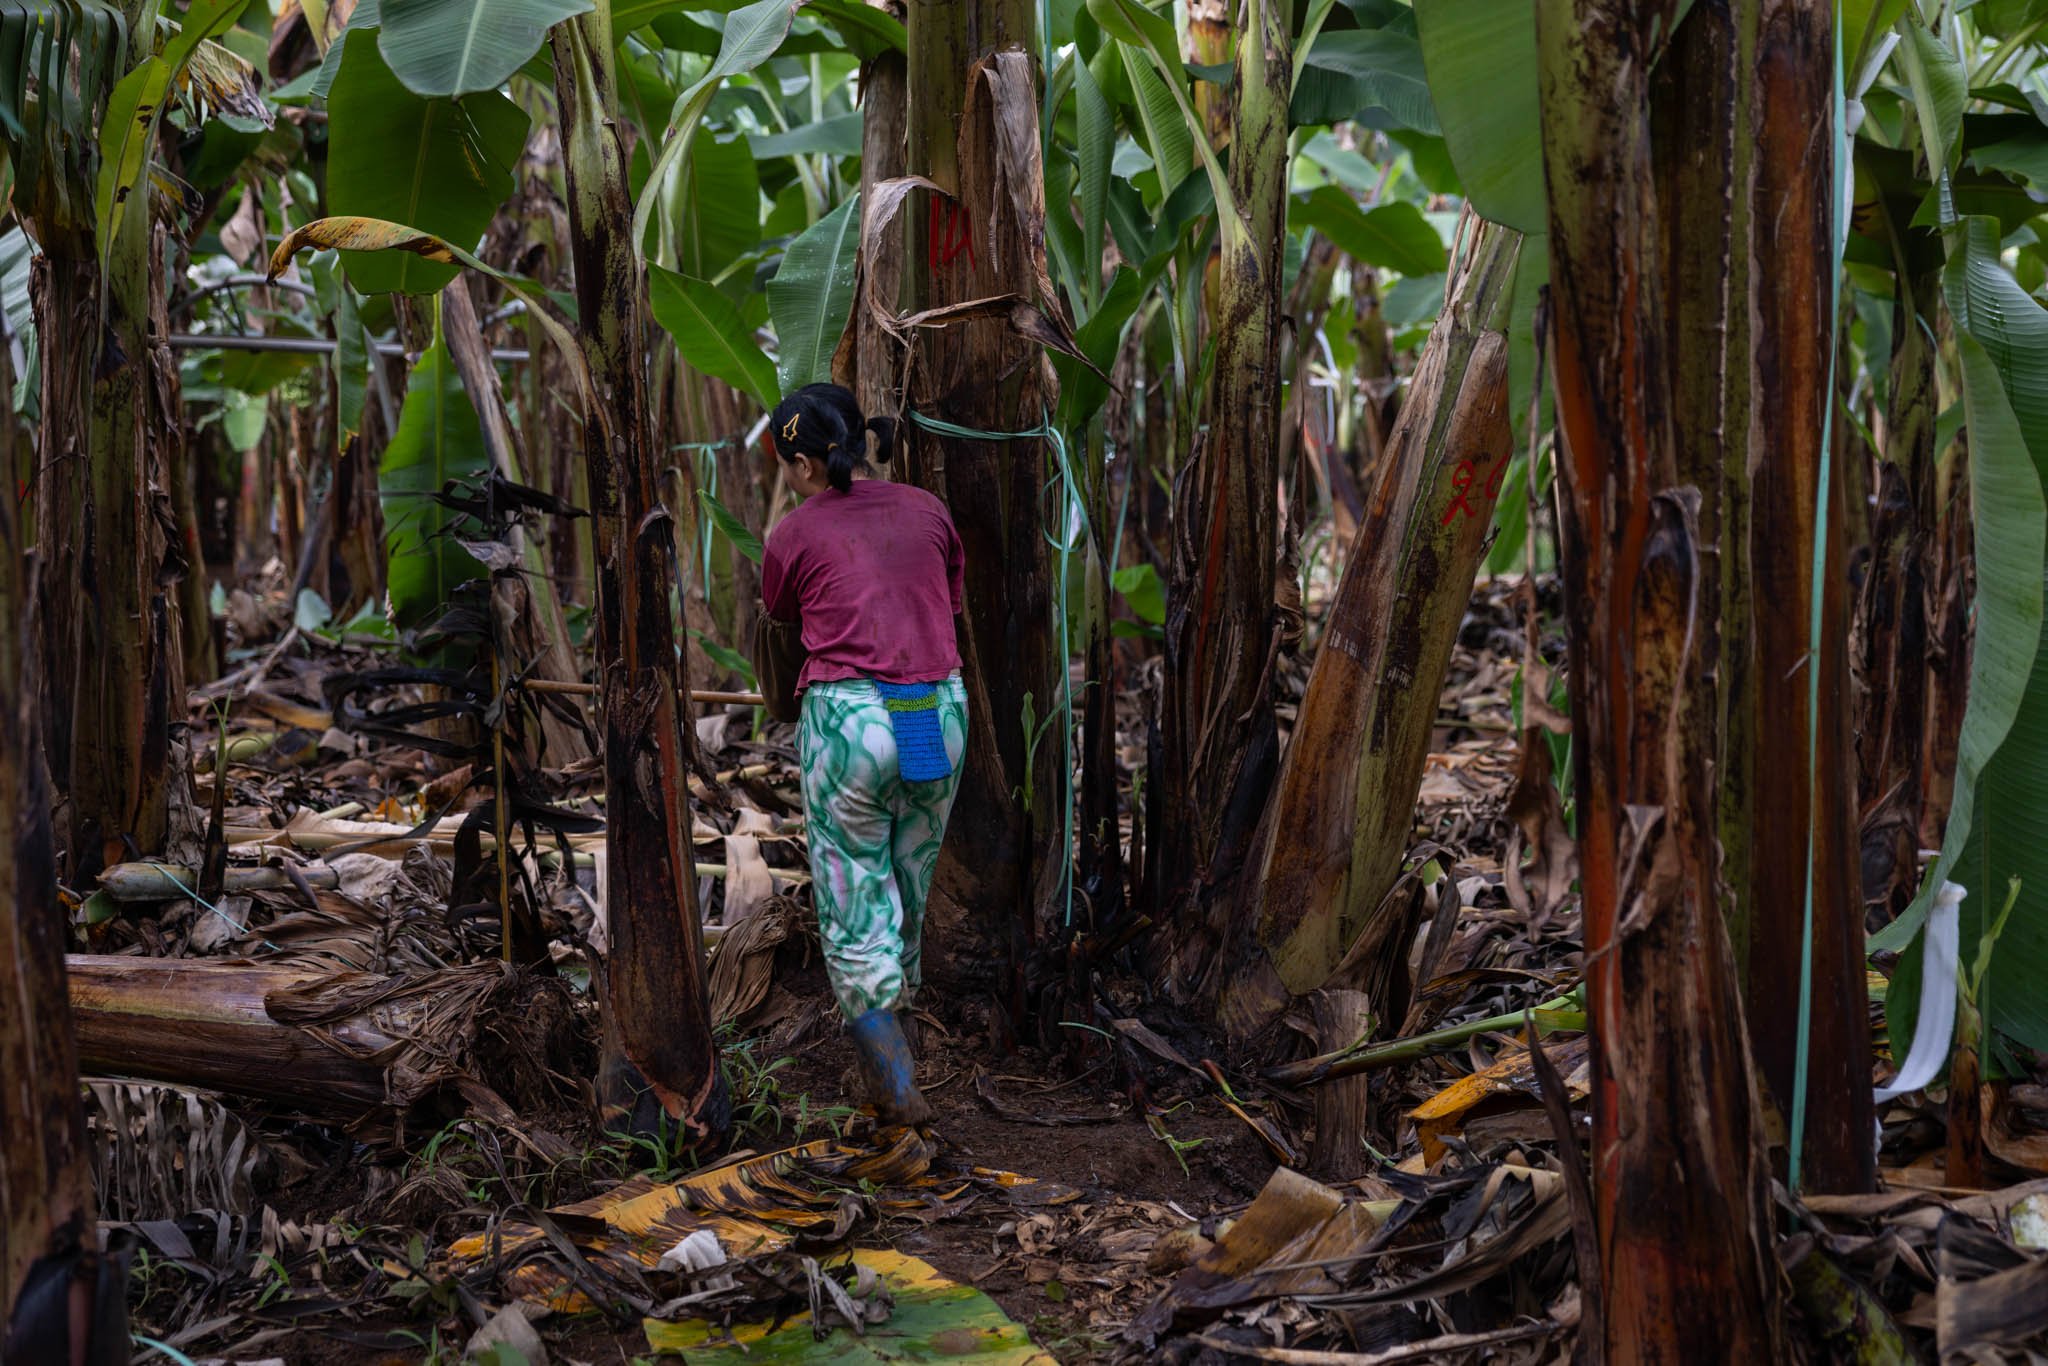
768;383;895;493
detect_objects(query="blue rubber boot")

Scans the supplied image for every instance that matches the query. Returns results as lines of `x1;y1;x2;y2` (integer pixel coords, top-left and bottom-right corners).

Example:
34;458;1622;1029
849;1007;933;1127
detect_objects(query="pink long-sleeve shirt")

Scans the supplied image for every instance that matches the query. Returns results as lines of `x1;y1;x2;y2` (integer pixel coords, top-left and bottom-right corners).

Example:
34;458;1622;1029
760;480;965;692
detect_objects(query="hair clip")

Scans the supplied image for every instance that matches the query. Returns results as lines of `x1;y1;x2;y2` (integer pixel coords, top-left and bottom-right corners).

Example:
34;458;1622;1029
781;413;801;441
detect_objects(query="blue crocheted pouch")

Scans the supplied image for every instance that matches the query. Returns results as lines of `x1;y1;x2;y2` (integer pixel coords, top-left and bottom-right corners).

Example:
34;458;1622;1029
873;680;952;783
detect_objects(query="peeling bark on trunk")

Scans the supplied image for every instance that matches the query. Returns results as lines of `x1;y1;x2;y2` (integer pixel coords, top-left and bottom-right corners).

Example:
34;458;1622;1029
903;5;1062;1041
1211;218;1518;1038
1;360;92;1346
1538;0;1785;1356
552;13;726;1140
1652;0;1872;1192
1922;454;1972;847
1151;0;1291;985
839;45;906;422
1735;0;1871;1191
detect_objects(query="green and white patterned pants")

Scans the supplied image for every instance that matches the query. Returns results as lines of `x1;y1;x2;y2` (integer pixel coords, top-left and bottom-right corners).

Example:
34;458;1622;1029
798;675;967;1019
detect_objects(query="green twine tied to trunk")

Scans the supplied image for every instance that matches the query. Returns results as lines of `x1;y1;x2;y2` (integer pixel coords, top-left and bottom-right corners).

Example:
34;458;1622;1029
909;409;1083;930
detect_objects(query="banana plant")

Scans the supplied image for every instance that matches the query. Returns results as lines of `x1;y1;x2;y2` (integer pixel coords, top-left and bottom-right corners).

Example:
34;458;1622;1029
1862;5;2048;1071
11;0;267;877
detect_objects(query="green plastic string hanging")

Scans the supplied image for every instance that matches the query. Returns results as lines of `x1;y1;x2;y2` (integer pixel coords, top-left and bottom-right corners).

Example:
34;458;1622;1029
1790;1;1850;1194
909;410;1083;930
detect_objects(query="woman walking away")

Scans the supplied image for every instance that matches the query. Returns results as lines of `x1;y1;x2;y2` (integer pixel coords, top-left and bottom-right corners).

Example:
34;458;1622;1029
758;383;966;1128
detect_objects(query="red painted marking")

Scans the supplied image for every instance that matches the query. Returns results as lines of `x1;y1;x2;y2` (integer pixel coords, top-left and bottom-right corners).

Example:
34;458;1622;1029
926;196;977;272
1440;451;1513;527
1440;458;1479;526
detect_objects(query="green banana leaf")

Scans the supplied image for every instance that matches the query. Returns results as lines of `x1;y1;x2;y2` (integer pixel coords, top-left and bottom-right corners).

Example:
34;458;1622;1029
311;0;376;98
1291;188;1447;277
1896;16;1965;225
1086;0;1232;225
310;258;369;441
804;0;905;59
1877;218;2048;1058
649;263;779;409
1968;131;2048;192
699;488;763;565
380;314;489;629
325;28;528;294
376;0;591;98
671;129;761;282
1289;26;1438;134
95;0;254;261
1054;262;1158;430
1413;0;1543;234
1932;220;2048;1053
1118;45;1193;200
766;193;859;394
749;111;863;159
1074;51;1113;300
629;0;799;259
643;1249;1053;1364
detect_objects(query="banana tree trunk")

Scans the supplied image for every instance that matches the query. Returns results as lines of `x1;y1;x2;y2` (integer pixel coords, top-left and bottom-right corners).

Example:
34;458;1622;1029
1737;0;1872;1182
1209;217;1520;1039
1922;446;1971;846
841;45;905;422
169;335;217;686
1;352;92;1346
903;3;1063;1044
1538;0;1784;1357
1854;269;1940;928
1150;0;1291;977
551;7;725;1140
33;207;177;879
1652;0;1871;1191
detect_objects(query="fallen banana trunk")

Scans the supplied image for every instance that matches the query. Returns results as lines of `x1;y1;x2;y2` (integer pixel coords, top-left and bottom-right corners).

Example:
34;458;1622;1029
95;856;789;900
98;862;343;900
68;956;396;1110
188;684;765;730
66;956;590;1129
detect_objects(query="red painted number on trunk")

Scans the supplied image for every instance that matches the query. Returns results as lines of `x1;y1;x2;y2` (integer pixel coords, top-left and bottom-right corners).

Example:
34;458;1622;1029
927;196;976;272
1441;452;1511;526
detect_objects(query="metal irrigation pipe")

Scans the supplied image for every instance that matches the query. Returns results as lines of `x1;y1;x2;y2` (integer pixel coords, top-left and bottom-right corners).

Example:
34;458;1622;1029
170;274;319;315
521;678;764;707
167;332;531;362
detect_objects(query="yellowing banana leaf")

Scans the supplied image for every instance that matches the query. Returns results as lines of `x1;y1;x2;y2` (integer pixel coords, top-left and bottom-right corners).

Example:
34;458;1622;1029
446;1129;1078;1309
448;1129;931;1305
1408;1035;1590;1164
644;1249;1054;1364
